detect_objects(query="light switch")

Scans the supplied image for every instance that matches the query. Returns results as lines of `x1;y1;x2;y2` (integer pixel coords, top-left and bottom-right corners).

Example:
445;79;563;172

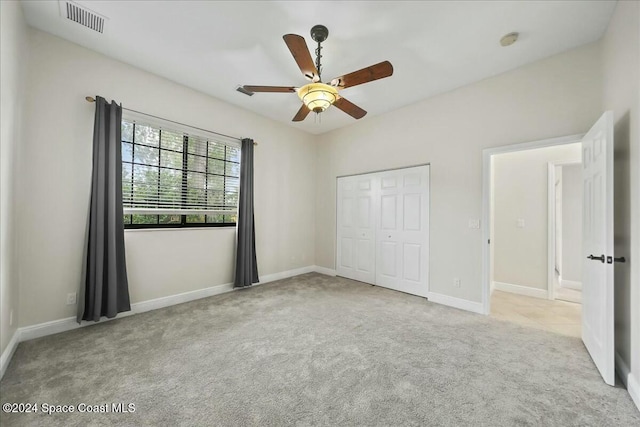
468;219;480;229
517;218;525;228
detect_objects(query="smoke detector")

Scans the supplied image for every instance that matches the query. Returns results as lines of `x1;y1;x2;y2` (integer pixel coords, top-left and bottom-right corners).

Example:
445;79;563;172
500;32;519;47
59;1;107;34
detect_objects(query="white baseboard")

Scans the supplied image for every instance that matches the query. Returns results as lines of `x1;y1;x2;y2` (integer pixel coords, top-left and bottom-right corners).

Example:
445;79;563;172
19;316;87;342
629;373;640;413
493;281;548;299
260;266;316;284
313;265;337;276
427;292;484;314
0;329;20;379
20;265;321;343
4;265;322;379
616;351;631;387
19;266;330;342
19;281;236;342
616;352;640;412
133;282;235;314
559;277;582;291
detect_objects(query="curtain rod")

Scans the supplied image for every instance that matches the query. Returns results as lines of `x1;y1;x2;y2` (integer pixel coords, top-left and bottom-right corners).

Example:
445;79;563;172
85;96;257;145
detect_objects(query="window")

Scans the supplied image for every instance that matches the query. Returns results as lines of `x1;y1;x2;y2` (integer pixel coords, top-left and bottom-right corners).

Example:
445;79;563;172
121;118;240;229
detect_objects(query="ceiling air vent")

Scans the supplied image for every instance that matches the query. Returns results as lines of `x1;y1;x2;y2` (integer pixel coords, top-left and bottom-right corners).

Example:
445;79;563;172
60;1;107;34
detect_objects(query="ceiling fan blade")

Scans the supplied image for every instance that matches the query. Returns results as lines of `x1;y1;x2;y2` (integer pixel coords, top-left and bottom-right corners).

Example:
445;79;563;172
283;34;319;81
292;104;311;122
331;61;393;89
243;85;296;93
334;97;367;119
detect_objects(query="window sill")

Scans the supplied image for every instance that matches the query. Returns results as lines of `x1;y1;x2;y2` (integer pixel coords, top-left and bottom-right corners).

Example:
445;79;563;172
124;226;236;233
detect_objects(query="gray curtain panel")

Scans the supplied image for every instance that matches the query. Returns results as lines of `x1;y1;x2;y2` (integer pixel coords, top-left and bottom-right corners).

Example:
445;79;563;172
78;96;131;322
234;138;259;288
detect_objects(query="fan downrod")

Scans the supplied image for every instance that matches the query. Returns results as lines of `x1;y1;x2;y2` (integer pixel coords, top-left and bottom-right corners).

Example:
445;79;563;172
310;25;328;81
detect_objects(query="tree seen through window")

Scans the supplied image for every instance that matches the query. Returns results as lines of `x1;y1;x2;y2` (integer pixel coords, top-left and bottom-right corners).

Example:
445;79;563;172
121;120;239;228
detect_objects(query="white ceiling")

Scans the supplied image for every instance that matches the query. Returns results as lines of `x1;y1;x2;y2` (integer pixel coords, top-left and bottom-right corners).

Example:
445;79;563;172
21;1;615;135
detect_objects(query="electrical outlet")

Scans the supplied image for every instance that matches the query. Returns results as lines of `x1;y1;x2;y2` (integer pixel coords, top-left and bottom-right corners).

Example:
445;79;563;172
517;218;525;228
454;278;461;288
9;309;13;326
468;219;480;229
66;293;77;305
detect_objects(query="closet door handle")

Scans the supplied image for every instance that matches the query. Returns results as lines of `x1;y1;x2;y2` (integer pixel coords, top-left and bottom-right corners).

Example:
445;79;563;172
587;254;605;263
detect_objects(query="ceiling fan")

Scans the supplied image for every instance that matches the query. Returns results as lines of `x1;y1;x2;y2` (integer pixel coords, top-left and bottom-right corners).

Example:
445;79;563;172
242;25;393;122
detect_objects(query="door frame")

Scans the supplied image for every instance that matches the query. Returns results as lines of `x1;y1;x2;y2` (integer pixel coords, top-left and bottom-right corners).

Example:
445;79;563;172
481;134;584;315
335;163;432;180
547;160;582;301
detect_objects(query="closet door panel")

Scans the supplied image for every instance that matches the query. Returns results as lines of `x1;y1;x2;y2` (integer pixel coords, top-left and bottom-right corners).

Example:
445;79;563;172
403;193;422;231
336;175;376;284
340;237;354;269
403;243;421;282
380;195;397;229
380;241;398;277
375;165;430;297
357;238;373;273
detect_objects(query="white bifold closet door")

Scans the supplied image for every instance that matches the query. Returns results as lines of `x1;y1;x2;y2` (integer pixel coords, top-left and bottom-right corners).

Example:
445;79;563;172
336;165;429;297
336;173;377;284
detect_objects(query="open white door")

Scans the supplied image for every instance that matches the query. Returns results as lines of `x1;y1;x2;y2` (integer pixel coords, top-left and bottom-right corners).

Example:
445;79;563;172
581;111;615;386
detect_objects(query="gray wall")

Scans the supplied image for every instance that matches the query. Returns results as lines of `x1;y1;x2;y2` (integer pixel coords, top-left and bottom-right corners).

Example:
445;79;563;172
555;165;562;274
560;164;582;283
0;1;28;356
492;145;581;290
601;0;640;385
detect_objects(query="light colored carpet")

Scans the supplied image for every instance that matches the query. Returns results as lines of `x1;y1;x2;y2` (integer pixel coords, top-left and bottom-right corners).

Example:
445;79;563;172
1;273;638;426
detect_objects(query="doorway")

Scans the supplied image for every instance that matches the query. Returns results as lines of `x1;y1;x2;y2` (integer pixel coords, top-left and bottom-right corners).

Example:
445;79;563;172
548;161;583;304
482;112;616;386
488;142;582;337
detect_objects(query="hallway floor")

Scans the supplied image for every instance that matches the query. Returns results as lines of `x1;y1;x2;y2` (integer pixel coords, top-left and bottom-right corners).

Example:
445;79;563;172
555;285;582;304
490;290;581;338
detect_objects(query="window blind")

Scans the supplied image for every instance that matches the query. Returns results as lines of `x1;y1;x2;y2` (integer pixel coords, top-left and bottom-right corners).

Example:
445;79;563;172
121;116;240;219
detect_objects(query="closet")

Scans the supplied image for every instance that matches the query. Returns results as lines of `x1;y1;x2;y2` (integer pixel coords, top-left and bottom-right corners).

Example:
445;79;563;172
336;165;430;297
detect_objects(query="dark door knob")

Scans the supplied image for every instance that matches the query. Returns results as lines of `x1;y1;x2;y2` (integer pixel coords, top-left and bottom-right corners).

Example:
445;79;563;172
587;254;605;263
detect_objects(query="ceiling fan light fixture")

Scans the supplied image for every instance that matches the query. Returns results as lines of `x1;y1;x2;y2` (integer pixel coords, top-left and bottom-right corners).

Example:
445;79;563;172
297;83;338;113
244;25;392;121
